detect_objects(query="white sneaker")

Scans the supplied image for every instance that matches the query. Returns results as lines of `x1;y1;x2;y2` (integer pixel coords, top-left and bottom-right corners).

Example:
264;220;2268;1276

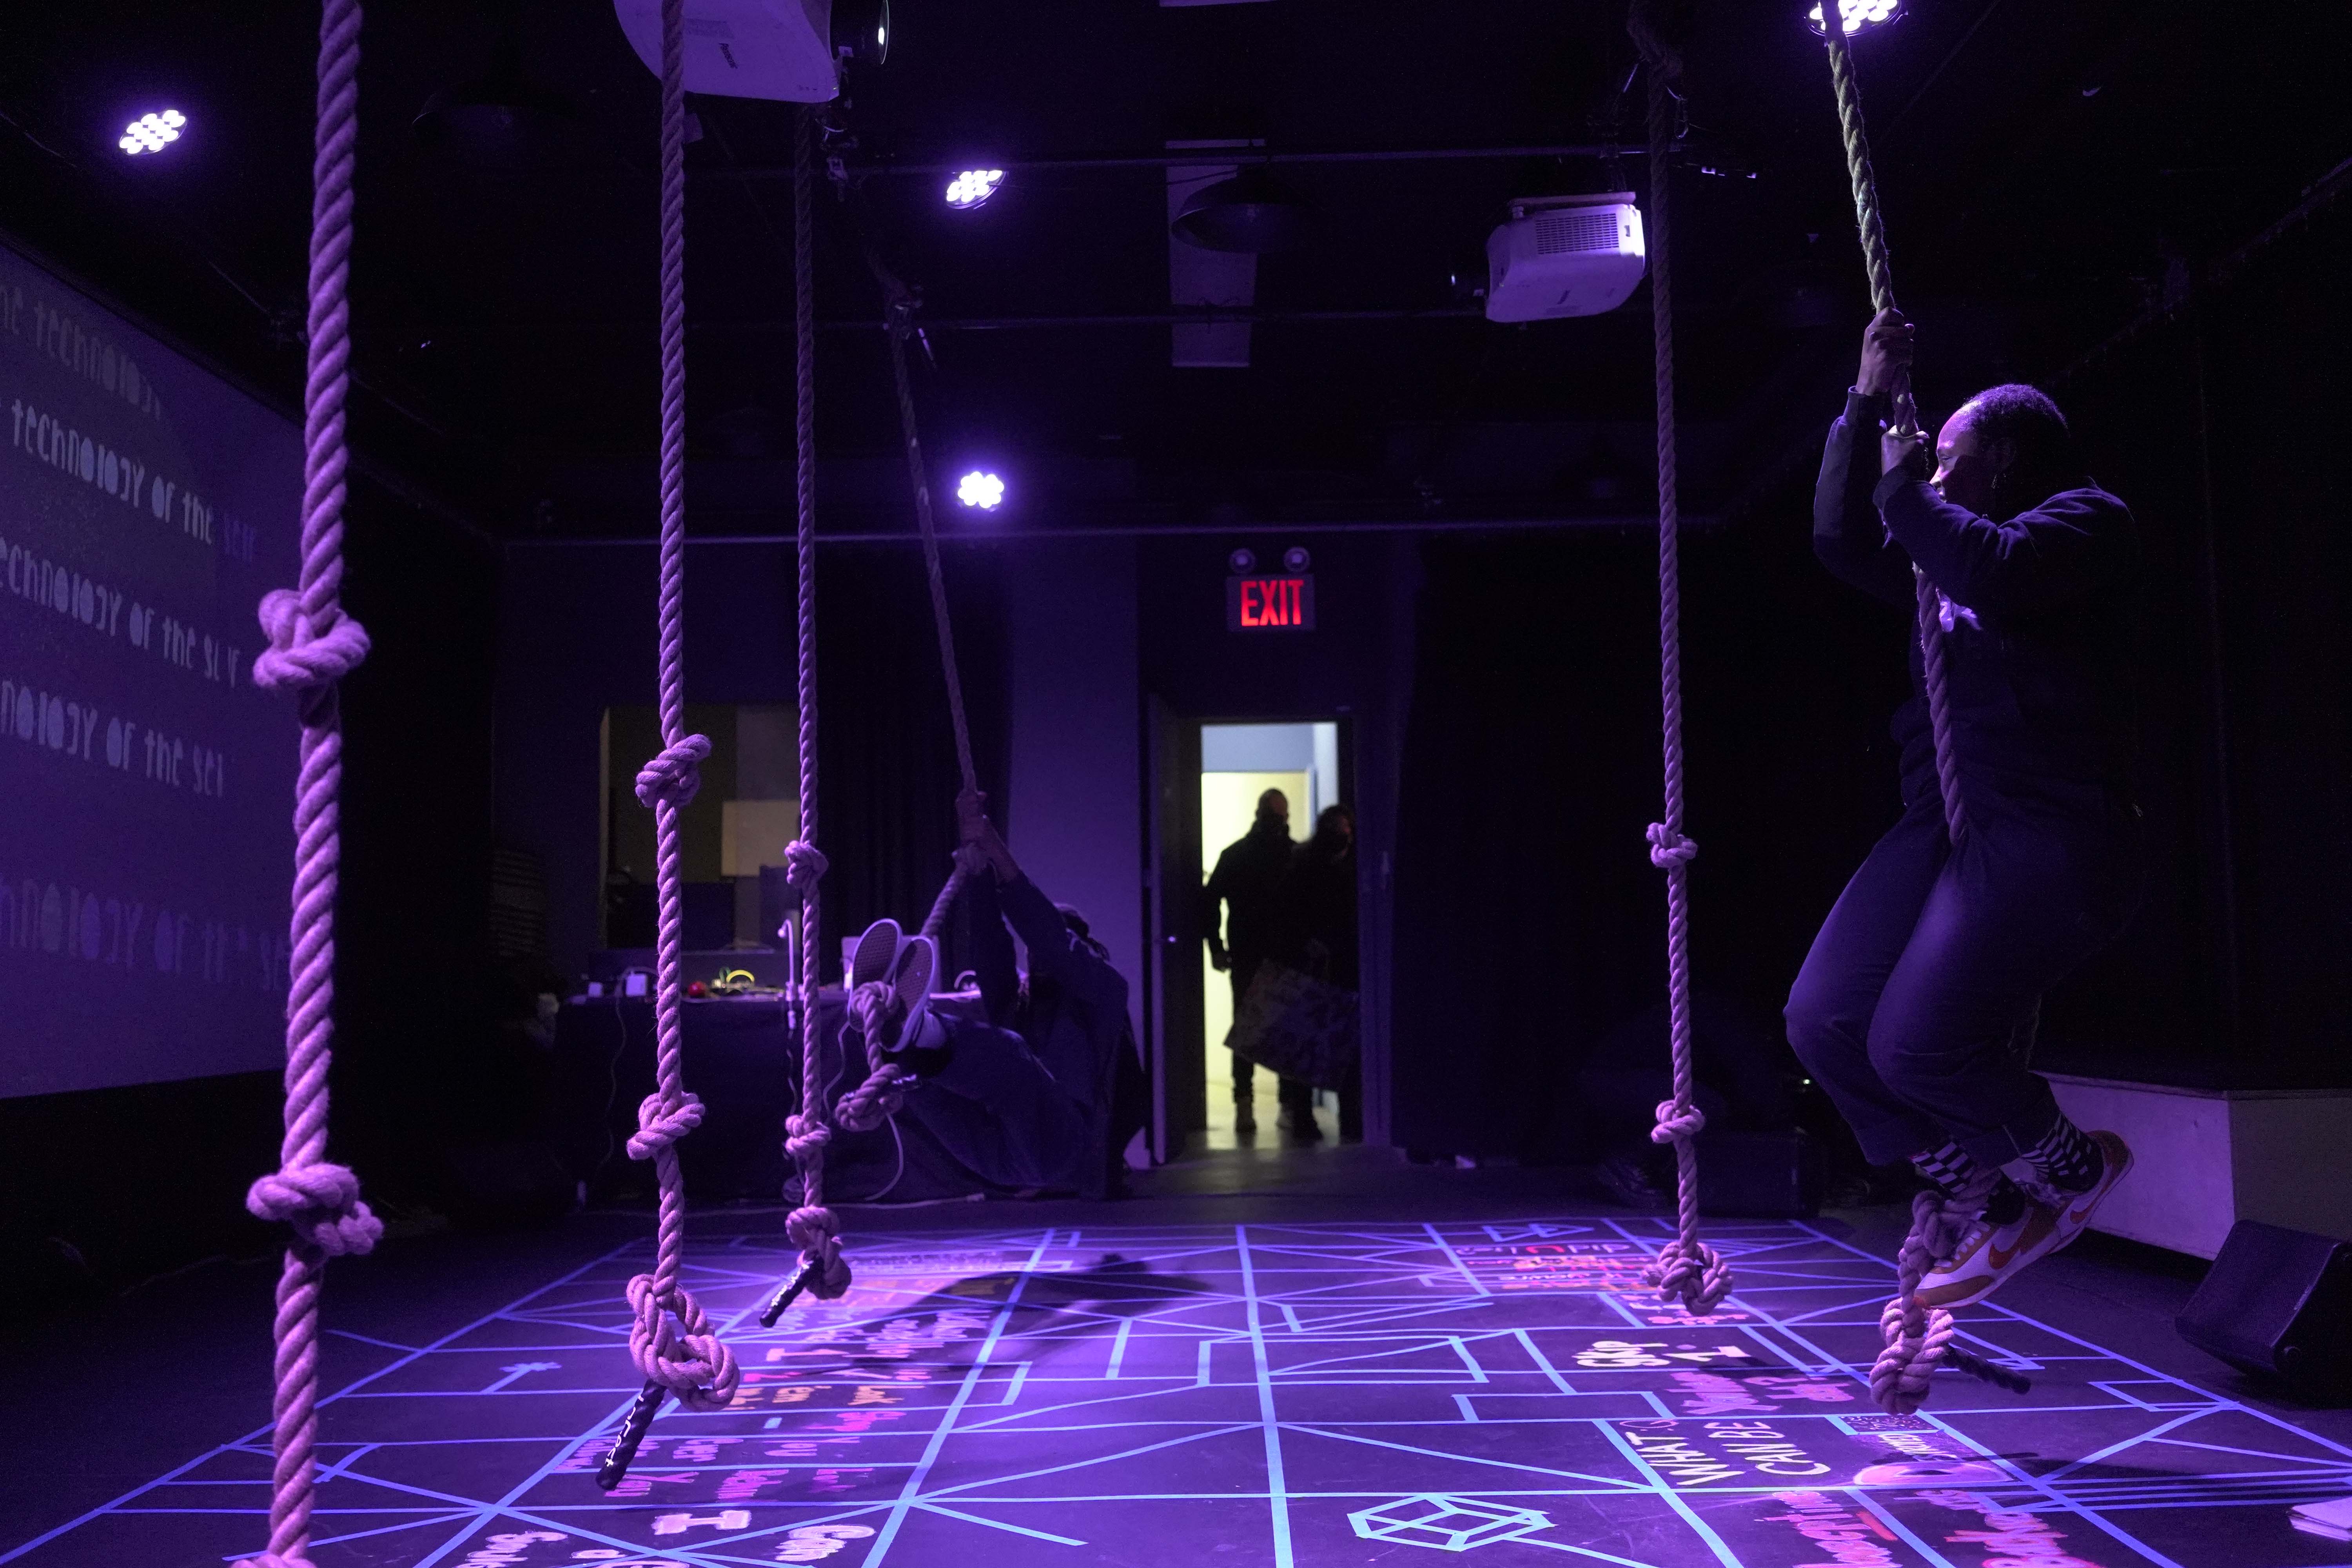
1915;1182;2057;1310
2027;1130;2134;1259
1916;1131;2133;1309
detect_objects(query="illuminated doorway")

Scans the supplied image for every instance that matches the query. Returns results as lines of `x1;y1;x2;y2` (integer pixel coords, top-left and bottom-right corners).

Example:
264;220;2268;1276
1199;720;1341;1143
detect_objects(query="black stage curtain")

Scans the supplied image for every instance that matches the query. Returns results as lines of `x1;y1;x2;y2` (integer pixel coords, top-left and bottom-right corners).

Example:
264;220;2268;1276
1393;205;2352;1163
814;542;1009;985
1391;532;1706;1163
334;479;502;1183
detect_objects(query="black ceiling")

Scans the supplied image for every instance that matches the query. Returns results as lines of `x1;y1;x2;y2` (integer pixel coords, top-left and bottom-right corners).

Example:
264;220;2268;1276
3;0;2347;536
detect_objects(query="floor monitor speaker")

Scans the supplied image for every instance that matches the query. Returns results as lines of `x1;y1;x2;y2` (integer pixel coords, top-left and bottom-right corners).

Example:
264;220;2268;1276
2177;1219;2352;1392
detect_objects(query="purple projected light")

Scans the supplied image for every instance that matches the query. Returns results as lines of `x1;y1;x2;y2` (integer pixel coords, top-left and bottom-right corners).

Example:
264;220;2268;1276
1808;0;1901;34
956;470;1005;510
119;109;187;155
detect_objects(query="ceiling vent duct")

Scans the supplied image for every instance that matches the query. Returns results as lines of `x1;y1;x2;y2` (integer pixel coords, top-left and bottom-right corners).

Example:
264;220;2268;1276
1171;166;1314;254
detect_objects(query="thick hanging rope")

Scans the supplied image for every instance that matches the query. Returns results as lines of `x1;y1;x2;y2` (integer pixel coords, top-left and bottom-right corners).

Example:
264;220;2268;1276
1823;14;2032;1412
779;286;959;1149
236;5;379;1566
776;275;980;1194
771;105;858;1324
882;291;982;943
1824;21;1966;847
1633;44;1732;1319
1867;1171;2034;1412
602;0;740;1481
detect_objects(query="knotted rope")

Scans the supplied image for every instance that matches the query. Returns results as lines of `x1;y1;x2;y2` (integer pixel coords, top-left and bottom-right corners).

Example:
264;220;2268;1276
1869;1174;2034;1412
768;105;858;1323
1634;43;1731;1319
611;0;740;1443
768;207;982;1336
1824;20;1966;847
236;5;377;1565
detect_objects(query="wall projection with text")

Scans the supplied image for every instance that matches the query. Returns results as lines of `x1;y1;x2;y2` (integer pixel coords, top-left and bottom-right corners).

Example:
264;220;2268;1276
0;243;299;1097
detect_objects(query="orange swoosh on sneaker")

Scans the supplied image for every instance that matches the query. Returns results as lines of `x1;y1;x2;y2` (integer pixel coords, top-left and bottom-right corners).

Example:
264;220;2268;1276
1987;1209;2057;1272
2066;1136;2133;1225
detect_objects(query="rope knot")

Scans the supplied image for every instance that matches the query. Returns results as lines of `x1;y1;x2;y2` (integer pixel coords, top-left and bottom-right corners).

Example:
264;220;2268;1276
1643;1238;1733;1316
783;839;828;892
624;1273;741;1410
786;1203;838;1252
1870;1293;1955;1415
627;1091;705;1161
845;978;896;1048
634;734;713;810
784;1111;832;1162
786;1203;855;1299
245;1161;381;1258
1648;1098;1707;1144
1868;1185;1981;1412
1645;822;1699;869
251;588;370;691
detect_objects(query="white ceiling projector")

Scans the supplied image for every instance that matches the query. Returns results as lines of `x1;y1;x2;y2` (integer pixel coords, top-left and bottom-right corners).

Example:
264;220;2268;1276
611;0;843;102
1485;193;1648;323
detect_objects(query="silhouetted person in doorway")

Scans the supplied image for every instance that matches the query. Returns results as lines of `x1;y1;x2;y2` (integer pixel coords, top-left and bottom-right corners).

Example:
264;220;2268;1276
1276;803;1361;1141
1202;789;1301;1133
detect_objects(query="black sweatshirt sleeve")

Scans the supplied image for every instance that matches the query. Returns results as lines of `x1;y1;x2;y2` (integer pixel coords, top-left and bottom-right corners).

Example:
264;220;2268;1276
1000;873;1126;1014
968;872;1021;1028
1874;476;2130;616
1813;389;1917;608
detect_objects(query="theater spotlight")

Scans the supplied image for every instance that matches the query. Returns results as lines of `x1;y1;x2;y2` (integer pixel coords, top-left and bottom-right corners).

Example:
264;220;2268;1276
118;109;186;155
956;470;1006;510
945;168;1005;209
1808;0;1902;34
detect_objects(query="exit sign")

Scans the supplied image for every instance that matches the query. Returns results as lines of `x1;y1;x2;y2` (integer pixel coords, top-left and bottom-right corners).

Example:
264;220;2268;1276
1227;574;1316;632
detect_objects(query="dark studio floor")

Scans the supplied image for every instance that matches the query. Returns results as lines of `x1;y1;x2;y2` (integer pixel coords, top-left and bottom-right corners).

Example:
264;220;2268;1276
5;1143;2351;1568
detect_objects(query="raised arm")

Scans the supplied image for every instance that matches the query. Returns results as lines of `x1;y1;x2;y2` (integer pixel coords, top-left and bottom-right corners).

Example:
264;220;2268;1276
1813;309;1920;608
956;789;1126;1014
960;849;1021;1027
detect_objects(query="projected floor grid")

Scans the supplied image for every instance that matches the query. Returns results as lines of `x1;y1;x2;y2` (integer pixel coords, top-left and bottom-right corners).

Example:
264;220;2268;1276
16;1216;2352;1568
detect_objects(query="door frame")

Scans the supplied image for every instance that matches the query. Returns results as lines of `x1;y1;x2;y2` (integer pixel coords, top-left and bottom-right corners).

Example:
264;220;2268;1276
1144;710;1360;1158
1142;697;1204;1163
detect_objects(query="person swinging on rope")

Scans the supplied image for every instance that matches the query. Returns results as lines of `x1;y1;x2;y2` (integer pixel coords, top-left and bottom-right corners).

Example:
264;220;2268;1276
1786;306;2142;1307
836;791;1143;1196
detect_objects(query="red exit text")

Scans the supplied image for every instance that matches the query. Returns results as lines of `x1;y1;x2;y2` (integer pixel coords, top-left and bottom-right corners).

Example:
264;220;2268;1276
1227;574;1316;632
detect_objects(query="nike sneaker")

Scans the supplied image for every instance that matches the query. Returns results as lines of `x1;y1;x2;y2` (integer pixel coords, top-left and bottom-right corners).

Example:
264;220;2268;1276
1914;1178;2051;1310
2027;1129;2135;1261
1916;1132;2133;1308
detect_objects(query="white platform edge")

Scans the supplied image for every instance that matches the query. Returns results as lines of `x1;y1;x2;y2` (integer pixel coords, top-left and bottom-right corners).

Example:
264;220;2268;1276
2045;1074;2352;1259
